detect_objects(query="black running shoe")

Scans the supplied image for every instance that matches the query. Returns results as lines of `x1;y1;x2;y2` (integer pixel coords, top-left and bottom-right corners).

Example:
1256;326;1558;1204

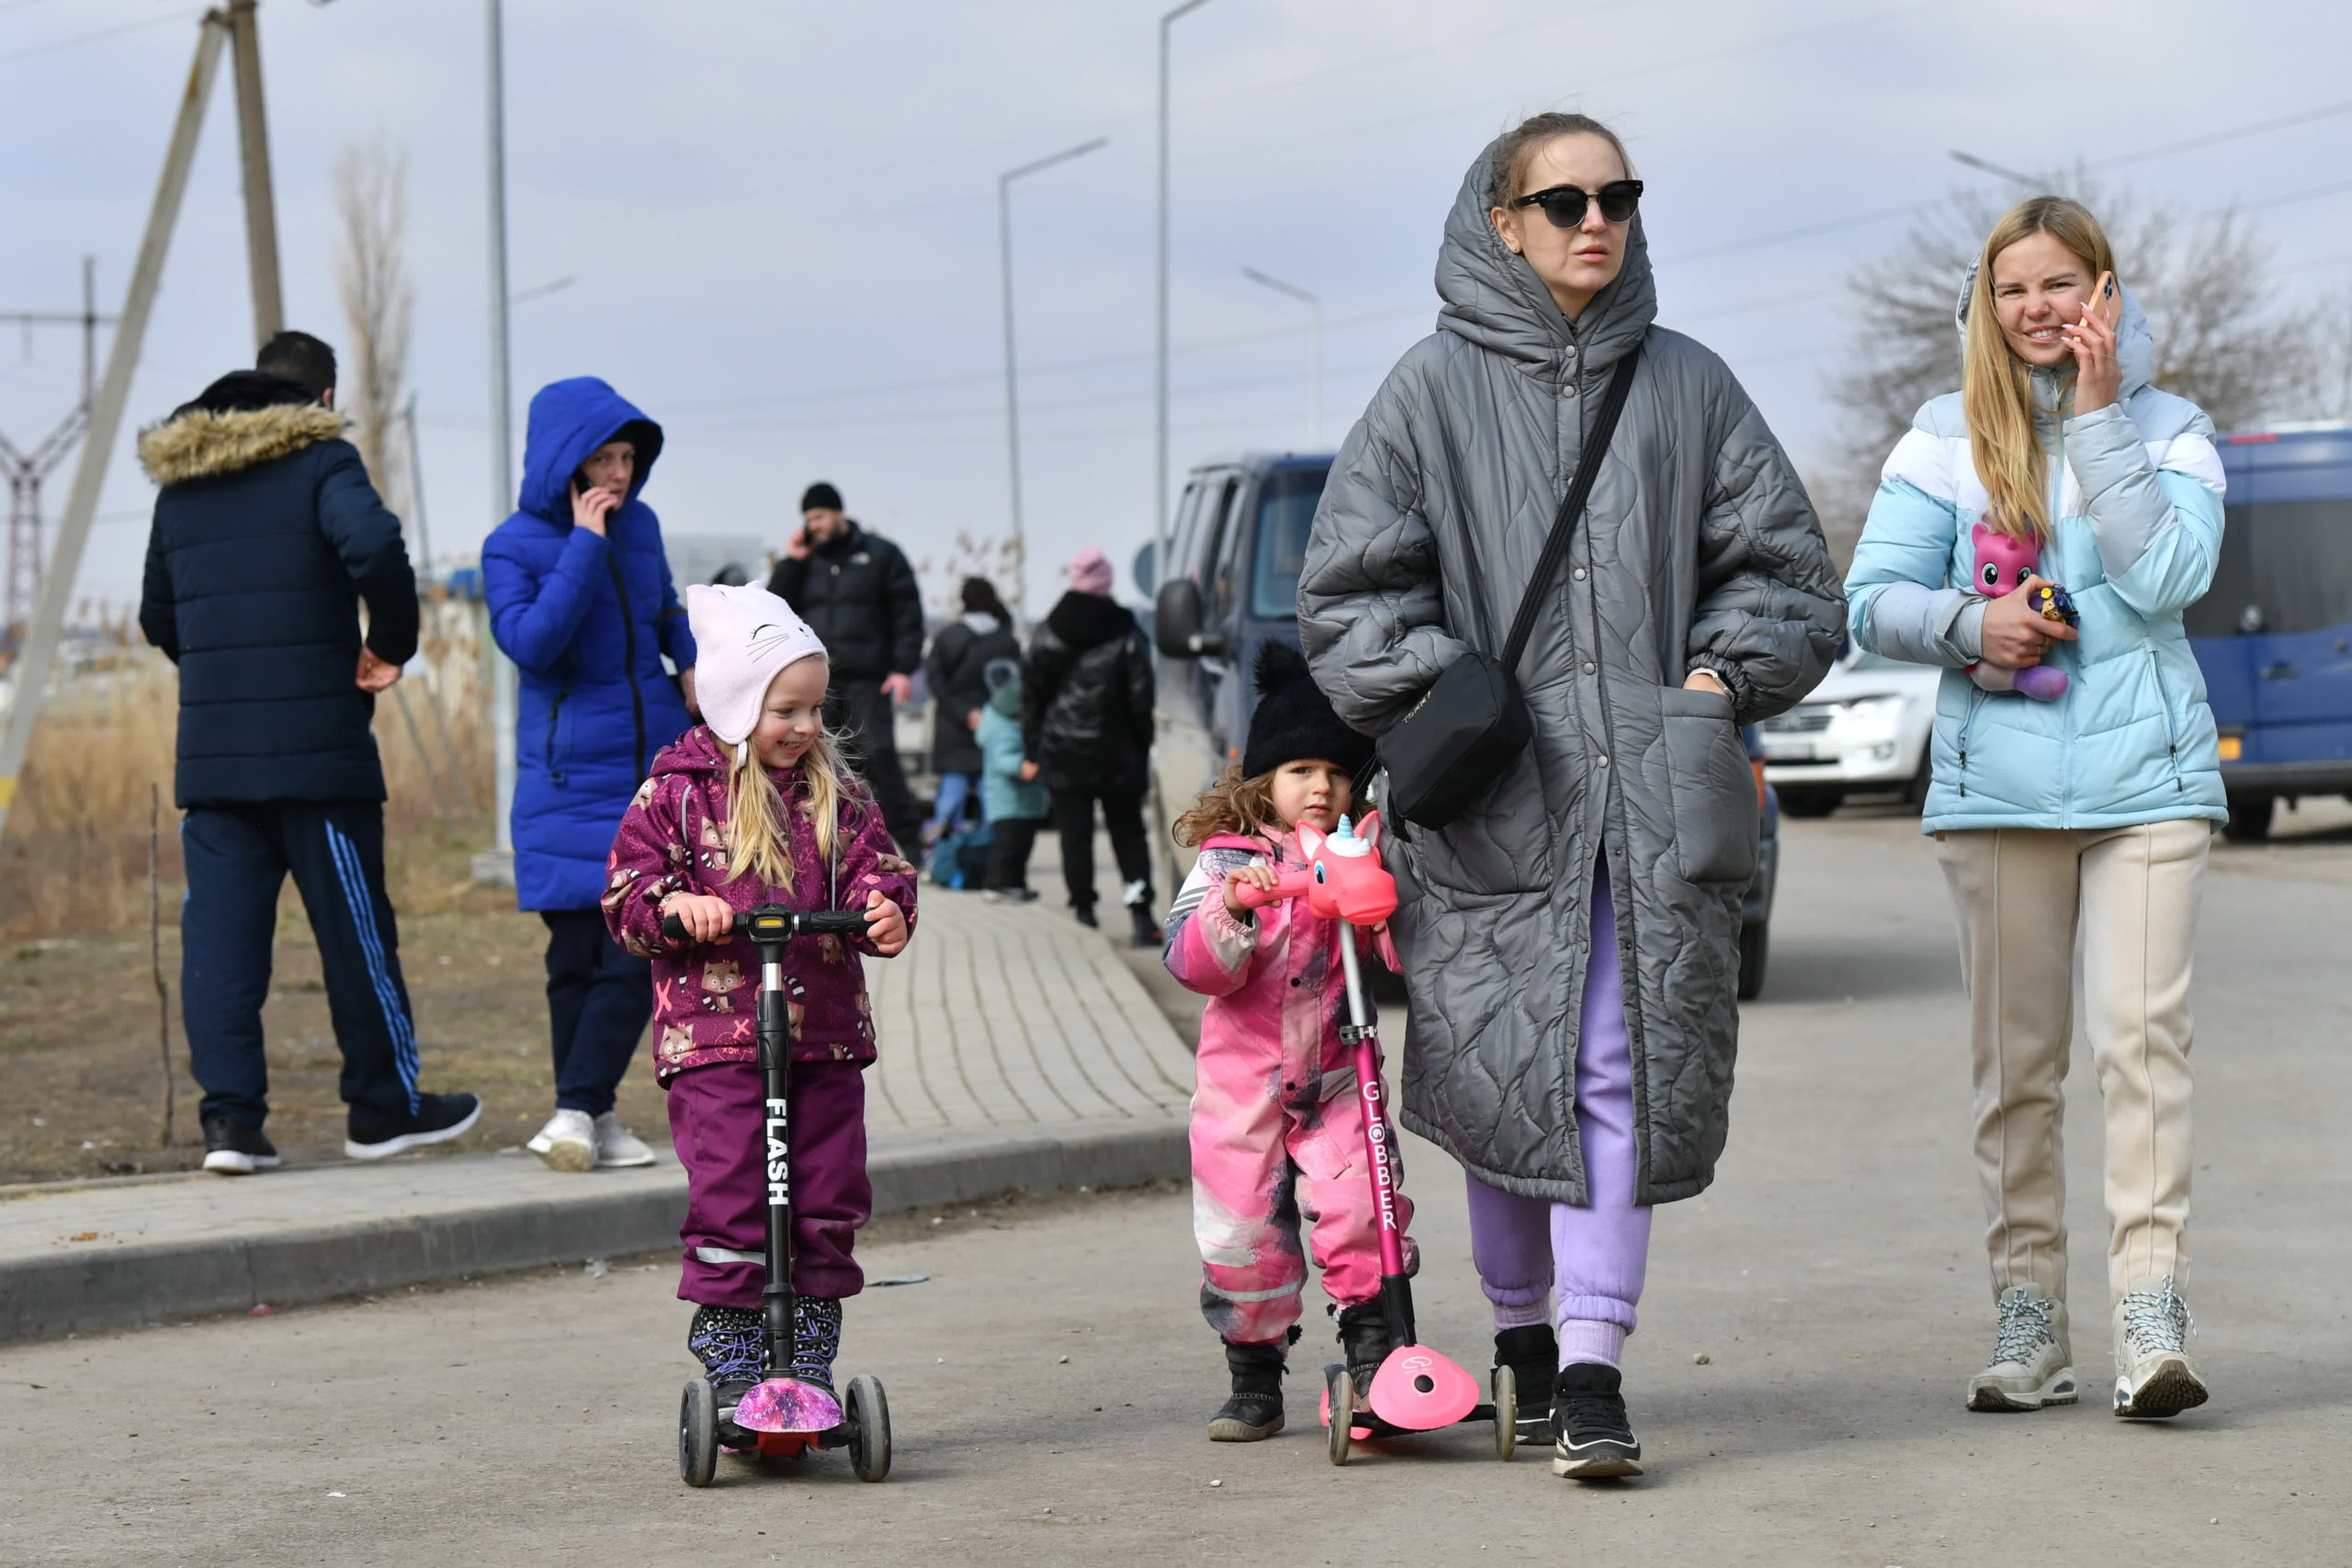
1493;1325;1556;1445
344;1091;482;1160
1550;1362;1643;1479
200;1113;280;1175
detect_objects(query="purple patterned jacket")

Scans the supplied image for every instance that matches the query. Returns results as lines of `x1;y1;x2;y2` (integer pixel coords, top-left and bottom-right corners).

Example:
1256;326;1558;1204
601;725;919;1078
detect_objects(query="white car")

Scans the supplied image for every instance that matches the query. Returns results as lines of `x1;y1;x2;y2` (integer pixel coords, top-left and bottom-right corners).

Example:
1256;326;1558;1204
1760;649;1941;818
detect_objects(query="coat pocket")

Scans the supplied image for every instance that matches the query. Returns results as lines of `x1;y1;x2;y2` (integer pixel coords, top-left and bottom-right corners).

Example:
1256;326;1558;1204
1660;686;1757;884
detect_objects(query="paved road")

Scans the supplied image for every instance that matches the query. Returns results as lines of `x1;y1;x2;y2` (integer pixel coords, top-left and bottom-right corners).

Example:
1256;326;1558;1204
6;810;2349;1566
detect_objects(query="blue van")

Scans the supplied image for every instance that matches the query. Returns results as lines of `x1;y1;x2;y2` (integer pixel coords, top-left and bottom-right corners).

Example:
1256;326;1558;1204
1140;450;1781;998
2188;425;2352;840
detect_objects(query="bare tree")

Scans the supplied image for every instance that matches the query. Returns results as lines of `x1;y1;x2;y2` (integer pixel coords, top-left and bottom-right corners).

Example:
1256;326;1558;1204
1820;171;2317;559
334;138;413;519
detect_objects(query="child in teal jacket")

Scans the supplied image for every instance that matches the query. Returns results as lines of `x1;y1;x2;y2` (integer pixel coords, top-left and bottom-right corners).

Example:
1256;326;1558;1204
976;660;1048;900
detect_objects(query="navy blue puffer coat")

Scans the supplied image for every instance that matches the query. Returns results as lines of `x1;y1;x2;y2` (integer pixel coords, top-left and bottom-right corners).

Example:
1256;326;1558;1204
482;378;696;911
138;371;418;807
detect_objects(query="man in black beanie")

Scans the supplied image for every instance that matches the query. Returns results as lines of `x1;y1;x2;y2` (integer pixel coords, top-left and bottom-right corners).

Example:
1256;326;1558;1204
766;481;925;852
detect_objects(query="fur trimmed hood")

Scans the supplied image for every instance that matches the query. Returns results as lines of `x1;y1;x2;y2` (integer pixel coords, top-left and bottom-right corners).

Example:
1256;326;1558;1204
139;371;347;486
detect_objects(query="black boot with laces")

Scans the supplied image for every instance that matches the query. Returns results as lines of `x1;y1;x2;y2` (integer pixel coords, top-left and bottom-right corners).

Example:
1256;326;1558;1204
1493;1325;1557;1445
789;1296;842;1392
1550;1361;1643;1479
687;1305;766;1444
1207;1339;1287;1441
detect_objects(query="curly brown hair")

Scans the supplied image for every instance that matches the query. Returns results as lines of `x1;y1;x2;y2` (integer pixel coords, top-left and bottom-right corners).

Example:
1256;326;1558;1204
1170;762;1281;849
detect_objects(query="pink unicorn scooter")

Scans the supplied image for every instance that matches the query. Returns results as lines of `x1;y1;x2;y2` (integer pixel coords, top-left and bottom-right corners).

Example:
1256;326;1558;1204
1232;813;1517;1465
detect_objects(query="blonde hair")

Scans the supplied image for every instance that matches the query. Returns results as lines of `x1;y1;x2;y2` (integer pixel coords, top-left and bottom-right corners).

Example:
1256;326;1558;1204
1171;763;1281;849
1963;195;2118;541
724;727;855;896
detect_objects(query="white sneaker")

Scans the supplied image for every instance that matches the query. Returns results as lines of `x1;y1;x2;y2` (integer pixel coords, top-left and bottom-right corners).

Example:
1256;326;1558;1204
593;1111;657;1168
1966;1283;2076;1411
2112;1275;2207;1418
526;1109;595;1172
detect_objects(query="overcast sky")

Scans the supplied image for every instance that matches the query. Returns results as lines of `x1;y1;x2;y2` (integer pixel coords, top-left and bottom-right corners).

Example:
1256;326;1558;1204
3;0;2348;620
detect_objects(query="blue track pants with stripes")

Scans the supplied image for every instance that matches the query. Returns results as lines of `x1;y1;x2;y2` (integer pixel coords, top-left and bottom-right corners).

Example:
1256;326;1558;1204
180;800;421;1128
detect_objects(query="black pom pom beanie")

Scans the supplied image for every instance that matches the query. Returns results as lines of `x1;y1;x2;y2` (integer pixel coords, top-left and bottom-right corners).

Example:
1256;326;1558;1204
1240;641;1374;782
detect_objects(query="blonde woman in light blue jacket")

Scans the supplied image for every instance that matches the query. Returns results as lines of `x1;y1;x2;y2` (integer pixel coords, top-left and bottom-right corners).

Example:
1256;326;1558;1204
1847;196;2223;1422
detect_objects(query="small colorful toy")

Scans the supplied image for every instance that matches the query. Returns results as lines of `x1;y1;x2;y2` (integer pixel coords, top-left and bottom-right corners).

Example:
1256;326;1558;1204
1963;522;2068;703
1230;814;1516;1465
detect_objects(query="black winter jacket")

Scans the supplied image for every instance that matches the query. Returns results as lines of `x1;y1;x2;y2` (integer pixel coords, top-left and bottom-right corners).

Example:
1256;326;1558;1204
138;372;417;806
1022;592;1154;793
923;614;1020;774
764;521;923;682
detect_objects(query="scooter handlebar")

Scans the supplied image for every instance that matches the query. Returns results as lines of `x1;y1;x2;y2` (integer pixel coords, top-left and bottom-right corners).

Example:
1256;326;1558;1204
661;905;873;944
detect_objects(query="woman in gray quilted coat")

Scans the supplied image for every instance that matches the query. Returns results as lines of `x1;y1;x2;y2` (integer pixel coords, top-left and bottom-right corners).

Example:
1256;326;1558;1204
1299;113;1842;1477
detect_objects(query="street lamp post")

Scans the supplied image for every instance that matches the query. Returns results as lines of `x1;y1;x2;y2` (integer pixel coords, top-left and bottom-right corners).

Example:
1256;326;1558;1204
1155;0;1216;592
481;0;517;877
1240;266;1322;447
1000;137;1108;618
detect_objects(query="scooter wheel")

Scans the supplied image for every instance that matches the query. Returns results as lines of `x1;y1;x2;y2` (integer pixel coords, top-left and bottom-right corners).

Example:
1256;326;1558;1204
679;1378;718;1488
1491;1362;1517;1462
846;1374;892;1483
1327;1367;1353;1467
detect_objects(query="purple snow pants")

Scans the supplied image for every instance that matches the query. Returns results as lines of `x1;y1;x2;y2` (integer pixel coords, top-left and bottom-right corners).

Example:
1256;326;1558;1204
1462;863;1652;1365
668;1058;871;1308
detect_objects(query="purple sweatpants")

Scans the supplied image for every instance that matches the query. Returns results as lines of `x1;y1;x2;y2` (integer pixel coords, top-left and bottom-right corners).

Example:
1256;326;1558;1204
1462;864;1652;1368
668;1058;871;1308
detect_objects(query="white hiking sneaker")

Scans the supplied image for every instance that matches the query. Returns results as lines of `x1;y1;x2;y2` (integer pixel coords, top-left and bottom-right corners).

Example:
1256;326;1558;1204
593;1111;657;1168
2112;1276;2207;1418
526;1109;595;1172
1966;1284;2077;1412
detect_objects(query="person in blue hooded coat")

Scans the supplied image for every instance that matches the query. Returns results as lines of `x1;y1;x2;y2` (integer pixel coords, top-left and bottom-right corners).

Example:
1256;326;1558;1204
483;378;696;1173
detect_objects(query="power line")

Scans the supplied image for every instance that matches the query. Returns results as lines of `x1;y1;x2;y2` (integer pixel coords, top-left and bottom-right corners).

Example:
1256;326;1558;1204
0;7;199;66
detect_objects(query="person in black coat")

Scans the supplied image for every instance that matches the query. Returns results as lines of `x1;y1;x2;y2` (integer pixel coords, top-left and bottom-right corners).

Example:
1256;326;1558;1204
1021;546;1158;945
137;331;480;1174
765;480;924;852
921;576;1019;842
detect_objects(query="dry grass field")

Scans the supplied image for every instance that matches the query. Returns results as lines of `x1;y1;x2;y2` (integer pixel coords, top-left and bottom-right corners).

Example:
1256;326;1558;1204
0;604;679;1183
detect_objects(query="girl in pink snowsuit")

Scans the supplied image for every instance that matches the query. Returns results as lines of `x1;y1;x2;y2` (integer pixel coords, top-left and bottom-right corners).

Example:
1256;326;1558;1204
1164;643;1414;1443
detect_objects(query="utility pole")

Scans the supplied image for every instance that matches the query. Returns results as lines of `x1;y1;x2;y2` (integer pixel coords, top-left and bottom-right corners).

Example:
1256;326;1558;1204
480;0;518;880
1155;0;1215;594
0;260;115;651
0;17;230;840
1000;136;1107;618
224;0;284;344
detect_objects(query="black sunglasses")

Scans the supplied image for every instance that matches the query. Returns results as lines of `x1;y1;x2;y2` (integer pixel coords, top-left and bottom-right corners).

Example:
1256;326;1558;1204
1510;179;1644;229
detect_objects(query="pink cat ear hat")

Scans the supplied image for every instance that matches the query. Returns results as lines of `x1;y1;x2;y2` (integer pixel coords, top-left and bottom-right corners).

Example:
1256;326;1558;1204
685;582;828;749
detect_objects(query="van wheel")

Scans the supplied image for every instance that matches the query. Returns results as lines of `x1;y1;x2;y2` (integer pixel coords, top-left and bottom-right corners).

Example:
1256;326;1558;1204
2222;797;2275;842
1736;920;1769;1001
1779;787;1841;819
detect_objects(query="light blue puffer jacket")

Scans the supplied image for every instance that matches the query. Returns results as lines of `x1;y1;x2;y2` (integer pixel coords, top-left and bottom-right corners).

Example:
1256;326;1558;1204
1845;278;2227;833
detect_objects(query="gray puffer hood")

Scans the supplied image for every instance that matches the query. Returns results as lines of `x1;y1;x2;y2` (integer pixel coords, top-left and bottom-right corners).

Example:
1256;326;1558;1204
1954;262;2156;409
1435;153;1657;378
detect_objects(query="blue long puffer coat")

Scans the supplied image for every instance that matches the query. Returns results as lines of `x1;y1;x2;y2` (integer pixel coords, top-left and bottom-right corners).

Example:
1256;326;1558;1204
482;378;696;911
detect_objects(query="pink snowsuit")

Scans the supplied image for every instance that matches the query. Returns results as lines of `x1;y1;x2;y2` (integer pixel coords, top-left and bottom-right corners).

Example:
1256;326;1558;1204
1164;827;1413;1346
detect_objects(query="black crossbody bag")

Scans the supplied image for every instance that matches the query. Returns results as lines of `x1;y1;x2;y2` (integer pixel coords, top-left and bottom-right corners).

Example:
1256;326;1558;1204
1376;344;1642;829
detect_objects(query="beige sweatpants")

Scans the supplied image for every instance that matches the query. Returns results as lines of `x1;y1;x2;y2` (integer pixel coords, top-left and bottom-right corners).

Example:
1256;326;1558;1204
1934;819;2209;1307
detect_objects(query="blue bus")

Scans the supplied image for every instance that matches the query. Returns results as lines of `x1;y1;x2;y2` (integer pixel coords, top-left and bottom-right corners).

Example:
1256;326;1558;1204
2189;424;2352;840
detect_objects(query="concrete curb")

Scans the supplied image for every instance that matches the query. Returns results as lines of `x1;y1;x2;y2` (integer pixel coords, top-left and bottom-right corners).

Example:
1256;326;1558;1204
0;1118;1185;1345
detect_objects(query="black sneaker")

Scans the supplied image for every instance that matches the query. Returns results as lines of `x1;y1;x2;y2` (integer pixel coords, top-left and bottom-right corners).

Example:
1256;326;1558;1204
200;1113;280;1175
1207;1339;1287;1442
1550;1362;1642;1478
1071;903;1098;929
344;1091;482;1160
1128;901;1161;948
1493;1325;1556;1445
